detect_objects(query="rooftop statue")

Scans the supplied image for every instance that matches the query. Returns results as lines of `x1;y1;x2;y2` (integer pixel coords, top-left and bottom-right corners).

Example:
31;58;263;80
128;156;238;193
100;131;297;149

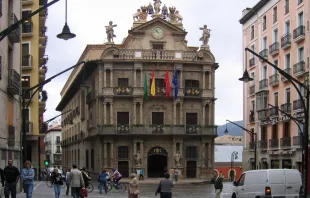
162;4;168;19
133;9;142;22
175;10;183;23
105;21;117;43
147;3;154;15
199;25;211;47
153;0;162;15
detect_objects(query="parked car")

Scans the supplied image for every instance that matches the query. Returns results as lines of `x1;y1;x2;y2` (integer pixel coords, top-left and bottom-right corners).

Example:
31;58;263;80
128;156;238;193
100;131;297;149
231;169;302;198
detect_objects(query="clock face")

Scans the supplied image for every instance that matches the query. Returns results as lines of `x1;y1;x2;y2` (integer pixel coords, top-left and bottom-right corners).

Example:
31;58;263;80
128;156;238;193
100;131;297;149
152;27;164;39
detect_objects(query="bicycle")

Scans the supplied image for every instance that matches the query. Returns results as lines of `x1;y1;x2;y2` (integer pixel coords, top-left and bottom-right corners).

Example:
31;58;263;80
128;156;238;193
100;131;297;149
86;183;94;193
106;179;126;192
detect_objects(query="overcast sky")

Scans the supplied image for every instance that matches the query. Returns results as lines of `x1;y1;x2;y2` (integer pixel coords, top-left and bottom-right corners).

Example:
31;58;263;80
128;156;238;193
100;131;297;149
44;0;258;126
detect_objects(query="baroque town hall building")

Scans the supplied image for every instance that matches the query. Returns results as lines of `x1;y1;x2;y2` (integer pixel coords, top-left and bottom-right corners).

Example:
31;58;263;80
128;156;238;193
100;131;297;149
57;3;218;179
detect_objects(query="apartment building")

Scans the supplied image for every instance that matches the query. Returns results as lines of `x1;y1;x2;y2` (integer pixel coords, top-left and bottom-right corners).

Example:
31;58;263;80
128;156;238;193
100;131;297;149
240;0;308;172
0;0;22;170
44;122;62;169
57;7;218;179
21;0;49;172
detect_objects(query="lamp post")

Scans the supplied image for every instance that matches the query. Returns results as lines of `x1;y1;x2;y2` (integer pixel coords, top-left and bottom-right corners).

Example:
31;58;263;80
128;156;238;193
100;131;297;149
231;151;238;181
57;0;76;40
225;119;257;170
240;47;309;197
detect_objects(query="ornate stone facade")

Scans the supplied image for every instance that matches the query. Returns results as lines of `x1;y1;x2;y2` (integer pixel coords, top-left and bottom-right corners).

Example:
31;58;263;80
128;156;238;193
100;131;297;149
58;6;218;180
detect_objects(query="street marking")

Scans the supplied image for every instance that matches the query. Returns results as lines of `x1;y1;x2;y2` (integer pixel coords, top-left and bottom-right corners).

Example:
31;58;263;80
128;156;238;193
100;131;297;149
33;181;41;191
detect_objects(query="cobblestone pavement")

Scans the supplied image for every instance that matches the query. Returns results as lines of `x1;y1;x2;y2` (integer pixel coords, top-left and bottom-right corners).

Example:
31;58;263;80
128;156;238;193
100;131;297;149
14;181;234;198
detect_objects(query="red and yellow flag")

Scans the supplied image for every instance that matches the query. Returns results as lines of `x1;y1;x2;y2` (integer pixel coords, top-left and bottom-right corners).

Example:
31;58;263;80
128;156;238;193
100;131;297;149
150;68;156;97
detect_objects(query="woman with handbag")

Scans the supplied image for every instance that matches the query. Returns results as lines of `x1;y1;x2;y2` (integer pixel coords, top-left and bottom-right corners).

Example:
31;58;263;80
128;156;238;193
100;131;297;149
51;168;63;198
155;172;173;198
128;173;140;198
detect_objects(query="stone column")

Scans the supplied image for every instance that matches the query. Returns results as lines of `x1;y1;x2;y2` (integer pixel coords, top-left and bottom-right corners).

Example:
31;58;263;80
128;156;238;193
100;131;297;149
96;99;99;123
140;102;143;124
209;72;212;89
202;71;206;89
103;69;107;87
110;69;113;87
110;142;114;167
133;102;137;124
209;103;212;125
179;70;183;87
140;70;143;87
134;142;137;155
201;142;206;167
98;99;102;124
173;101;177;125
180;102;183;125
98;139;103;171
140;141;144;167
134;69;137;87
180;142;183;159
103;143;107;167
103;102;107;124
208;142;211;168
110;102;113;124
99;66;103;95
202;103;205;126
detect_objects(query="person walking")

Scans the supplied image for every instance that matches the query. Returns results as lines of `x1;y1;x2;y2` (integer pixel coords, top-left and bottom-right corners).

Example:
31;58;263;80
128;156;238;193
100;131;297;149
97;169;108;194
70;164;85;198
21;161;35;198
4;159;20;198
155;172;173;198
65;169;72;196
214;172;223;198
80;167;91;189
51;168;63;198
128;173;139;198
174;168;179;183
139;169;144;181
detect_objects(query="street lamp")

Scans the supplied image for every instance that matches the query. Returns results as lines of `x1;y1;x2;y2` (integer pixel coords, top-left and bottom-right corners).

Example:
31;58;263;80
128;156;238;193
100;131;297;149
224;119;257;170
57;0;76;40
230;151;238;181
240;47;309;197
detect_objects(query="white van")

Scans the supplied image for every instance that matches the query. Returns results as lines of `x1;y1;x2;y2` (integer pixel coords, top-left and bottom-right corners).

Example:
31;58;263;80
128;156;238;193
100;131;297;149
232;169;302;198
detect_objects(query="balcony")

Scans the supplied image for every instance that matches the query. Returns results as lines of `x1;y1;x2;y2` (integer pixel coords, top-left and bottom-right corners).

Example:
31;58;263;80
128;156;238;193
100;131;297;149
25;122;33;134
8;13;20;43
55;149;61;153
269;42;279;56
39;67;47;82
114;86;133;96
293;25;305;43
259;79;268;90
150;124;164;134
293;136;302;147
40;55;49;66
258;140;268;150
22;0;33;5
39;101;46;114
269;106;279;117
269;73;279;87
293;61;305;77
280;137;291;148
281;33;291;49
269;139;279;149
293;99;304;111
39;36;47;58
281;68;291;82
186;125;201;134
22;22;33;37
23;88;32;103
249;85;255;95
116;124;130;133
22;55;33;70
257;109;269;121
249;57;255;67
259;49;268;60
280;103;291;114
249;112;255;123
248;142;255;150
184;88;202;97
7;69;20;96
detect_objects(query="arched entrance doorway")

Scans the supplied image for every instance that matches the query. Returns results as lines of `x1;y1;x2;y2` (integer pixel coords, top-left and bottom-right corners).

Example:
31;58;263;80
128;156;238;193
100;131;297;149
148;147;168;178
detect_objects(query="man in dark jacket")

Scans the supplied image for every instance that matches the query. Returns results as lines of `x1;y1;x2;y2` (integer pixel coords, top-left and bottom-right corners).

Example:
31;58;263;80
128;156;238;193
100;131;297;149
214;172;223;198
4;159;20;198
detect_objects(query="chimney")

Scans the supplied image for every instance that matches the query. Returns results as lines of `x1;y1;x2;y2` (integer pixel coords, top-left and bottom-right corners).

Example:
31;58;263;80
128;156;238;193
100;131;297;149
242;8;251;17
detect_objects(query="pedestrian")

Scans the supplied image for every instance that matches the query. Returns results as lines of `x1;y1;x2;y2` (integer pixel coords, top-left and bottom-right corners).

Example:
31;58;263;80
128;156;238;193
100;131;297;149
155;172;173;198
4;159;20;198
70;164;85;198
97;169;108;194
214;172;223;198
80;167;91;192
128;173;139;198
139;169;144;181
21;161;35;198
174;168;179;183
65;169;72;196
51;168;63;198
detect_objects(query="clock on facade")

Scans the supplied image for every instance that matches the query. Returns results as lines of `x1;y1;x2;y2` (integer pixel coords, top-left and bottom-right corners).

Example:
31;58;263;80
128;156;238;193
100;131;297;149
152;27;164;39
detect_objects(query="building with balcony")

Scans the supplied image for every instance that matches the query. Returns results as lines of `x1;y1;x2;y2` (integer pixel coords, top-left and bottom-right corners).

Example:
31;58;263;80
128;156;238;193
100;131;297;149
22;0;49;171
240;0;308;172
44;122;62;169
0;0;22;172
57;5;218;179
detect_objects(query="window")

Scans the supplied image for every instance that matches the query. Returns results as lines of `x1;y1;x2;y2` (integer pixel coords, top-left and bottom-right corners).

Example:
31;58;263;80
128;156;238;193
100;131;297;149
118;78;129;87
263;37;267;49
91;149;94;169
298;84;305;99
261;126;267;140
298;12;304;26
22;76;30;88
186;113;198;125
185;80;199;88
56;136;60;143
284;0;289;14
262;16;266;30
256;92;268;110
152;112;164;125
86;150;89;169
251;25;254;40
237;174;246;186
285;21;290;34
250;72;254;86
152;44;163;50
22;43;30;55
298;47;304;62
186;146;197;159
118;146;129;159
283;122;290;137
250;101;255;111
298;0;303;5
285;53;290;69
285;88;290;103
272;124;278;139
273;60;278;74
273;7;277;23
250;45;255;58
22;10;31;19
263;66;267;79
56;146;60;152
150;79;164;89
273;29;278;42
274;92;278;106
117;112;129;125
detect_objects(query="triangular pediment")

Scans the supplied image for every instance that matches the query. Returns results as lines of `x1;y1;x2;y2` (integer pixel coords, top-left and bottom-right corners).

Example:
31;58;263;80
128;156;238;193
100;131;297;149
128;17;187;35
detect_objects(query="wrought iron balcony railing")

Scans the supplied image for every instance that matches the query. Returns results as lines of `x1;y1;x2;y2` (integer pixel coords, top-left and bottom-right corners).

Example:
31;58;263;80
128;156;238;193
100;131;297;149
281;33;291;48
280;102;291;114
293;61;305;76
269;73;279;86
281;68;291;81
7;69;20;96
280;137;291;148
8;13;20;43
248;141;255;150
293;136;302;147
259;49;268;59
269;139;279;148
269;106;279;117
293;25;305;40
257;109;269;120
293;99;304;111
259;79;268;90
259;140;268;149
249;57;255;67
249;112;255;123
269;42;279;55
249;85;255;95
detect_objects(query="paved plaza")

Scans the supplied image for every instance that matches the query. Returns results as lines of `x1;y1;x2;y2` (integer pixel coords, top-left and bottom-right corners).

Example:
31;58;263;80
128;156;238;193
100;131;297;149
13;181;234;198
